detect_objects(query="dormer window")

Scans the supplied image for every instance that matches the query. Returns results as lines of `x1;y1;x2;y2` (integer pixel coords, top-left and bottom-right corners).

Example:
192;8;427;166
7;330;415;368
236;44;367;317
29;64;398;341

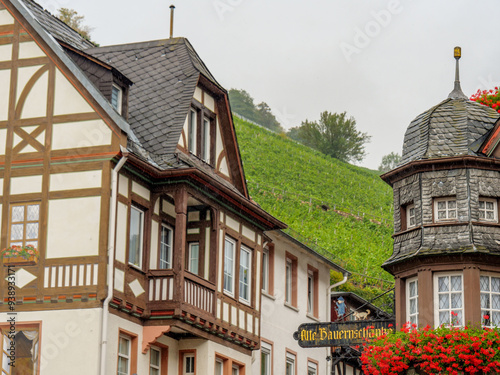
111;84;123;114
187;103;215;165
434;197;457;222
479;198;498;222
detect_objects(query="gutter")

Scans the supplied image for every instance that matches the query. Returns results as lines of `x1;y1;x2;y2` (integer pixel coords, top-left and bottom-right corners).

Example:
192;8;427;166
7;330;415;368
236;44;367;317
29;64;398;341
100;151;128;375
326;273;348;375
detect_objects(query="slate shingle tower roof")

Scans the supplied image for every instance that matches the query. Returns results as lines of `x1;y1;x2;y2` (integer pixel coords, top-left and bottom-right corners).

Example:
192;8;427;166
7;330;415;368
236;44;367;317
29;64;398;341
400;98;499;165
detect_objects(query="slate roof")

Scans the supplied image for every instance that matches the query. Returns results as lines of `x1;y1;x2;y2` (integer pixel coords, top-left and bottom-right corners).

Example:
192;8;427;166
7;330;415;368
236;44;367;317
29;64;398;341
86;39;223;157
400;98;499;166
19;0;95;50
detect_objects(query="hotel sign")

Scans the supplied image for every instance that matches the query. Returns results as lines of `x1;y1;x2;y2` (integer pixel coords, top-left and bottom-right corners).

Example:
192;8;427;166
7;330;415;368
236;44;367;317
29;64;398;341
293;319;395;347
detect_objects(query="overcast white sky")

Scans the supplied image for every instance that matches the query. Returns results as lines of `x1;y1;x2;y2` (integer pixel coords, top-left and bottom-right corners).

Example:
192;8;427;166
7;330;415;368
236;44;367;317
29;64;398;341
34;0;500;170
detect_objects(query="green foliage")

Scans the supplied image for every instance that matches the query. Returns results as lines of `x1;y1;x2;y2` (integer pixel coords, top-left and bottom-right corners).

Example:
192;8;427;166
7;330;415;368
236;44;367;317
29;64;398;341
57;8;94;42
291;111;371;163
228;89;283;133
378;152;401;174
234;115;394;302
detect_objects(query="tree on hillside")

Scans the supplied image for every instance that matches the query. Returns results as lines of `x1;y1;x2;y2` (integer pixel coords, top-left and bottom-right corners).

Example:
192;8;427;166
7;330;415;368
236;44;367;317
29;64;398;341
57;8;93;41
228;89;283;132
378;152;401;173
295;111;370;163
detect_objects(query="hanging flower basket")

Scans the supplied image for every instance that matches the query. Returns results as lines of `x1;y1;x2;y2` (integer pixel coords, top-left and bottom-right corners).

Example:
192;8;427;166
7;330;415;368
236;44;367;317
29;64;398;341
1;245;39;266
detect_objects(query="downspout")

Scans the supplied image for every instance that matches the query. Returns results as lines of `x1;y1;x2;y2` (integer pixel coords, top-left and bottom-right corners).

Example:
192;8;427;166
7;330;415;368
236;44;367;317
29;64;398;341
326;273;348;375
100;151;128;375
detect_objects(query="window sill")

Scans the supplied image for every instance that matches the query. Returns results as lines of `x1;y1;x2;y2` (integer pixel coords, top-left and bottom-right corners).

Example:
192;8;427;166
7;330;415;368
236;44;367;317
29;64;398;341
128;264;145;274
284;302;299;312
262;291;276;300
306;313;320;322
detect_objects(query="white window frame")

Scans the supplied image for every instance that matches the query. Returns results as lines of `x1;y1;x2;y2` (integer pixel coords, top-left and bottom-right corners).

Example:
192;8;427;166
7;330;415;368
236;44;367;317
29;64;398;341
188;242;199;275
160;224;173;269
111;84;123;114
307;361;318;375
406;277;418;325
232;365;240;375
434;272;463;327
9;202;40;249
215;359;223;375
184;353;195;375
479;198;498;222
188;108;197;154
202;117;211;163
285;259;292;304
129;206;144;269
261;342;272;375
239;246;251;304
262;248;269;294
149;346;161;375
307;271;314;315
406;203;416;228
117;335;131;375
285;352;295;375
434;197;457;222
480;273;500;328
224;237;236;296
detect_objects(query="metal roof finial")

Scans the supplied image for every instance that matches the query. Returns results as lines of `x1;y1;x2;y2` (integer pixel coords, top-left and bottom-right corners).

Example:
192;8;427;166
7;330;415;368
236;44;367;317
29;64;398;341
448;46;467;99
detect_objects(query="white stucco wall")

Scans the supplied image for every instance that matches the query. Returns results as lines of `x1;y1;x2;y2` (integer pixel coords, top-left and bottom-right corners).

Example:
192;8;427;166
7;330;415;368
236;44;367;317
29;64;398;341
255;232;334;375
0;308;102;375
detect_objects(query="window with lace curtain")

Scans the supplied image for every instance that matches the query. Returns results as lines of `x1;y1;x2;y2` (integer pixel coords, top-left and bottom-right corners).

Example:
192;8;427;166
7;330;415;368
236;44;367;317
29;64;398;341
1;325;39;375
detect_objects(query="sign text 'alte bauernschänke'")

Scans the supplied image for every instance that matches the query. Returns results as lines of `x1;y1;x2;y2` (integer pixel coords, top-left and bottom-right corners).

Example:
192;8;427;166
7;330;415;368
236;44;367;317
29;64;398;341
293;320;395;347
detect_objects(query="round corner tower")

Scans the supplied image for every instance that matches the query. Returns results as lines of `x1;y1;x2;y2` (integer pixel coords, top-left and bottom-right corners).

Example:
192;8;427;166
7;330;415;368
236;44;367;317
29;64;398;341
381;48;500;329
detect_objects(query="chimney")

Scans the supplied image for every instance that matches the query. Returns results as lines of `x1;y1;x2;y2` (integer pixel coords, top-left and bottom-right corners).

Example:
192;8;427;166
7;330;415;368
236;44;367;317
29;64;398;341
169;5;175;38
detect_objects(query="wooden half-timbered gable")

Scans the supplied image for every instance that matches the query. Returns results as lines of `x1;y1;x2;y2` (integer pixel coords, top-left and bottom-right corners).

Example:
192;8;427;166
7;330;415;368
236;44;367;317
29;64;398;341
0;0;286;374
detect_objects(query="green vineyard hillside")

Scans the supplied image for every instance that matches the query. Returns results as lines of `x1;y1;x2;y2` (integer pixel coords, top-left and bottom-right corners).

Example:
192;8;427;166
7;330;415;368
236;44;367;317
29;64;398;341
234;115;395;308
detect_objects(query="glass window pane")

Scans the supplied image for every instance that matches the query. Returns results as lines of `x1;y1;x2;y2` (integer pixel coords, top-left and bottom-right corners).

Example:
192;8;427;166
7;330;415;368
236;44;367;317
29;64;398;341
11;223;24;241
492;277;500;293
189;244;199;274
439;294;449;309
493;295;500;310
410;299;417;314
438;201;446;210
448;210;456;219
26;223;38;240
481;293;490;309
27;204;39;221
224;239;234;294
438;277;449;292
451;293;462;308
487;201;494;210
12;206;24;222
481;276;490;291
451;276;462;291
438;210;446;219
129;208;143;266
439;311;449;325
448;200;456;209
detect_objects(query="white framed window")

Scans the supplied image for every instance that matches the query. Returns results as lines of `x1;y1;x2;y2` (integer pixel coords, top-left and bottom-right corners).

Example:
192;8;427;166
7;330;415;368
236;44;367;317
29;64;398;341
117;335;131;375
149;346;161;375
479;198;498;222
188;242;199;275
160;224;173;269
111;84;123;114
480;274;500;327
434;273;463;327
262;248;269;293
261;342;271;375
232;365;239;375
224;237;236;296
188;109;197;154
406;277;418;325
285;352;295;375
202;117;211;163
407;203;416;228
307;361;318;375
285;259;292;304
215;359;223;375
129;206;144;268
184;353;195;375
434;197;457;222
239;246;251;303
307;271;314;314
1;325;39;375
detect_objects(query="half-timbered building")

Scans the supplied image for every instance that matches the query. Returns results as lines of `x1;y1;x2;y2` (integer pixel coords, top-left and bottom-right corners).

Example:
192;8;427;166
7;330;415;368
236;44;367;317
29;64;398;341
0;0;287;374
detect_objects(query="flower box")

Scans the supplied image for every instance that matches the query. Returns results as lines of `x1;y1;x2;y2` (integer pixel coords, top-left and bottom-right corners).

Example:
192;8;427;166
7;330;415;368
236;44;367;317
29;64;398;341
1;245;39;266
2;255;38;267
